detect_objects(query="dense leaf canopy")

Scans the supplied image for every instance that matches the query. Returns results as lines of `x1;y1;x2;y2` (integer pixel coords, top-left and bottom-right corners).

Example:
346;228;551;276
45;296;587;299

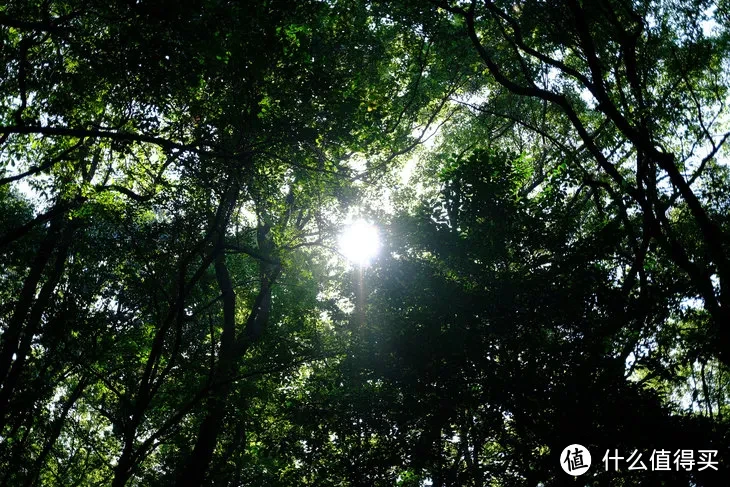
1;0;729;486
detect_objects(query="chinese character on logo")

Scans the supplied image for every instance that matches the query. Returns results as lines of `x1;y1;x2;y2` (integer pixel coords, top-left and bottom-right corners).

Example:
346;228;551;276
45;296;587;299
627;450;647;470
650;449;672;471
673;450;695;471
560;444;592;475
697;450;719;471
602;449;624;471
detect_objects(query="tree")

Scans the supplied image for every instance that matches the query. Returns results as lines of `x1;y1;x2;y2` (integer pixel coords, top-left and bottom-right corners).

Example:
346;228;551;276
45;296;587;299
411;0;730;367
290;147;728;486
2;0;729;485
1;0;461;484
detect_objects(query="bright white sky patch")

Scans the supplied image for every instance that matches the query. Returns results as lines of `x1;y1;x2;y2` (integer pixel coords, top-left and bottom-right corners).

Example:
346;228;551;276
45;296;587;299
338;220;381;267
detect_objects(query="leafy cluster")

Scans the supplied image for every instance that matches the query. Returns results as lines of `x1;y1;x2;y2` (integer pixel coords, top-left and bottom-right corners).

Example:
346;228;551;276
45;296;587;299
1;0;729;486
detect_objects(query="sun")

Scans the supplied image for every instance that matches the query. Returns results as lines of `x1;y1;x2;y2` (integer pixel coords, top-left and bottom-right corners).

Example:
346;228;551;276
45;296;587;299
338;220;381;267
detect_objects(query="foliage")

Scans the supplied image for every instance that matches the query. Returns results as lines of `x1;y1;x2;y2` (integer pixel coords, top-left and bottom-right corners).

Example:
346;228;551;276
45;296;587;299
1;0;729;486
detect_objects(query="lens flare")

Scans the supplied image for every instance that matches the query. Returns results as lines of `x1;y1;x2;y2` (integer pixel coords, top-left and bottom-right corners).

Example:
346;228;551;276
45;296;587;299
338;220;381;266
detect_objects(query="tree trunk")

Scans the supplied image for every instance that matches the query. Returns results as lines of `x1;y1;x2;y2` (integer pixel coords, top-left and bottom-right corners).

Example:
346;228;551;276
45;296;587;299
175;251;238;486
0;215;73;431
175;248;276;486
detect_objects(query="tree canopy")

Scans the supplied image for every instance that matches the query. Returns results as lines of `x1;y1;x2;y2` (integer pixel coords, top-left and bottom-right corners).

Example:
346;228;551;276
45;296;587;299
1;0;729;486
